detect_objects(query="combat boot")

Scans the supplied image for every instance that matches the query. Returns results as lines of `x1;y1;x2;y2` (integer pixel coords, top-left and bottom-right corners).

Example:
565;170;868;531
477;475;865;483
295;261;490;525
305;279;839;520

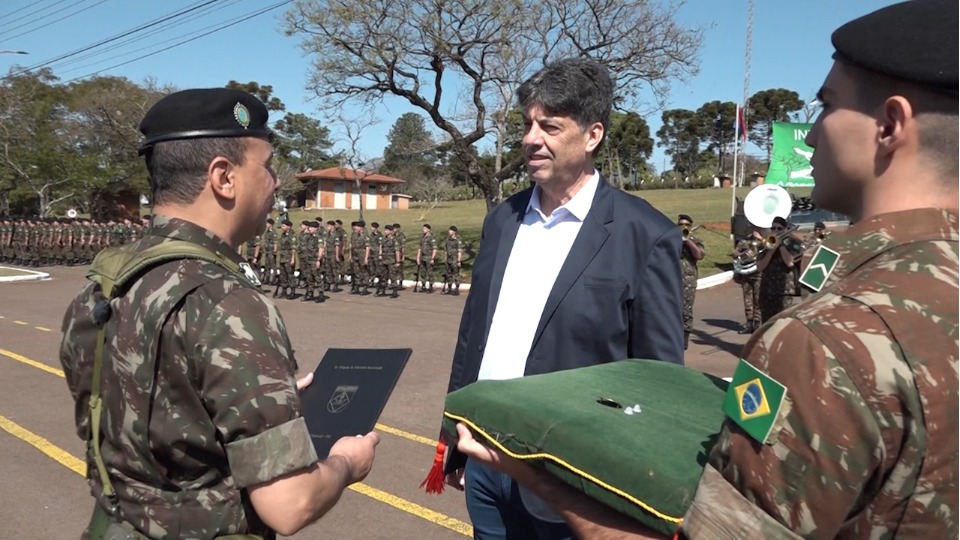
301;291;313;302
390;286;399;299
285;288;295;300
315;290;326;303
273;285;281;298
427;281;434;293
361;285;371;296
452;284;460;296
332;282;342;293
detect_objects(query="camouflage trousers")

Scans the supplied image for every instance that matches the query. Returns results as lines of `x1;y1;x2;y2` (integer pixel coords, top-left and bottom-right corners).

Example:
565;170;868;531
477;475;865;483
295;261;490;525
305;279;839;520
278;261;295;288
759;292;795;323
350;257;368;285
323;257;337;287
368;260;381;286
262;253;276;283
682;272;698;332
302;259;319;293
740;276;762;328
418;261;434;285
444;261;460;287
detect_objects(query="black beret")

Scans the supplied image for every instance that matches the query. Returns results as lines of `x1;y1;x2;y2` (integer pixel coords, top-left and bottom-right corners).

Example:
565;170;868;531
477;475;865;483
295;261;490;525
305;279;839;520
832;0;957;95
371;222;379;228
772;216;788;228
385;224;394;231
281;219;293;226
449;225;458;232
677;214;693;223
266;218;275;224
358;220;366;226
392;223;400;228
308;221;320;228
350;221;359;227
335;219;343;224
423;224;431;230
326;220;335;226
138;88;271;155
301;220;310;226
814;221;826;229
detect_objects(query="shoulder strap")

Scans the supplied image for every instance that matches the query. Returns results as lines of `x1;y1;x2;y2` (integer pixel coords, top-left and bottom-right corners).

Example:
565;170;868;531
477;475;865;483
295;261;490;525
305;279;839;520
85;240;243;514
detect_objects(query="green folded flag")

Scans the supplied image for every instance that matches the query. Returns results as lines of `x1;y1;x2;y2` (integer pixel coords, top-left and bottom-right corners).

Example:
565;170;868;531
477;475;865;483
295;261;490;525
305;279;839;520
442;359;728;536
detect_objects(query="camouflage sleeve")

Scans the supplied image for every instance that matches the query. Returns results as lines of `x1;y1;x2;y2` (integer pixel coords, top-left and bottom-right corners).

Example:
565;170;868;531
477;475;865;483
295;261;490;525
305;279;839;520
195;287;317;488
682;317;882;538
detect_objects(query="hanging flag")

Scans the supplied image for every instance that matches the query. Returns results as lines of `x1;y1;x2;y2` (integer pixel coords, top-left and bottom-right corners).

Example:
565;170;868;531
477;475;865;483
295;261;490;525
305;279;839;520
734;104;748;142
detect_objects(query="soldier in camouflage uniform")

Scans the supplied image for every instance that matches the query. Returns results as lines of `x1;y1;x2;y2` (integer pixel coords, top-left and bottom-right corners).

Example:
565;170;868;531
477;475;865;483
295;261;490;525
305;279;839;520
334;219;347;284
295;220;310;290
731;230;763;334
275;219;297;299
393;223;406;289
258;218;277;285
322;221;341;293
678;214;704;349
415;224;437;293
0;217;11;262
453;3;959;537
349;220;371;295
300;221;324;302
756;216;802;323
441;225;463;295
377;225;401;297
368;222;383;290
59;88;377;540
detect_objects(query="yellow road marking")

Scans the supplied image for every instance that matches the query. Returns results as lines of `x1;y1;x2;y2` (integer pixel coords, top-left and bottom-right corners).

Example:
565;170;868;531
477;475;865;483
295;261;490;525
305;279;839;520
13;320;27;325
0;348;65;378
35;326;52;332
349;483;472;536
0;415;471;536
0;415;86;476
375;422;436;447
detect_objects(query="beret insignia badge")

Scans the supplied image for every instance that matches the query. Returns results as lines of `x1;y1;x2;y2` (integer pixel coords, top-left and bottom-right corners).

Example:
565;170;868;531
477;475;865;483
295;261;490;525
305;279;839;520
233;102;251;129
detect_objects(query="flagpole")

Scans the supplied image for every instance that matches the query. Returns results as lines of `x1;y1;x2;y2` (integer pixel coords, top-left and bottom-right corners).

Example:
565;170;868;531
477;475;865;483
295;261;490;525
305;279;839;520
731;104;741;220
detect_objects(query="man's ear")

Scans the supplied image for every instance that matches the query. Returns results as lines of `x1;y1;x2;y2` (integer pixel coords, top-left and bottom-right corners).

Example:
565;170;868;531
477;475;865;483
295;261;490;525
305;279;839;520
877;96;913;158
208;156;236;200
585;122;605;154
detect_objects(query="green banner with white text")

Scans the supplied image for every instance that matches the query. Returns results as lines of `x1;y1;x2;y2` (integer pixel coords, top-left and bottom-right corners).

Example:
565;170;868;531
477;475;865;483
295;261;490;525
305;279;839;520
765;122;814;187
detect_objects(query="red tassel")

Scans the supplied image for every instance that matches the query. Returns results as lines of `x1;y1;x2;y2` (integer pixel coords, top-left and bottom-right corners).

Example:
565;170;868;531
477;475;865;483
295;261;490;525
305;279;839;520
419;439;447;494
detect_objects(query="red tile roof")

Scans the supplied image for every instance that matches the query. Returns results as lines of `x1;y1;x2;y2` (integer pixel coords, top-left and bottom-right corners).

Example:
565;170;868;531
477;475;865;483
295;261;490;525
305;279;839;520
296;167;406;184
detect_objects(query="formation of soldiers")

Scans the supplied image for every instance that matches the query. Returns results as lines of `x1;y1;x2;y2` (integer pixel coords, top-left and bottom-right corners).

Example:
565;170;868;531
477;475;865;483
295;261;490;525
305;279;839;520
241;218;464;301
0;215;151;267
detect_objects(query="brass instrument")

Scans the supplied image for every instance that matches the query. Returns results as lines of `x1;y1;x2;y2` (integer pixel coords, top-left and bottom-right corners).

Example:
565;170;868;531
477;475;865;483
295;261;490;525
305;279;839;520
681;225;700;238
763;223;800;250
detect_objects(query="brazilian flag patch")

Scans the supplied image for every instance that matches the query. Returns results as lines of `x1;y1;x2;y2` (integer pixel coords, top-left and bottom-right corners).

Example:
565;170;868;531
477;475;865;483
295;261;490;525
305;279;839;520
722;359;787;444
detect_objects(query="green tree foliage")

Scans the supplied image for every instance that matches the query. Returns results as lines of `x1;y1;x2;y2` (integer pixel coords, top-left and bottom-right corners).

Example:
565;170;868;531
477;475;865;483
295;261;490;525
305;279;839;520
225;80;286;112
694;100;738;175
599;111;653;188
656;108;701;176
747;88;804;160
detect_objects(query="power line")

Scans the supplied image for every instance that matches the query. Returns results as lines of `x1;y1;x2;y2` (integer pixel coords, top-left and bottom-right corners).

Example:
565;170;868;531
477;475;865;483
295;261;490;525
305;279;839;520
0;0;55;23
65;1;292;83
43;0;244;73
0;0;109;45
0;0;74;32
9;0;219;77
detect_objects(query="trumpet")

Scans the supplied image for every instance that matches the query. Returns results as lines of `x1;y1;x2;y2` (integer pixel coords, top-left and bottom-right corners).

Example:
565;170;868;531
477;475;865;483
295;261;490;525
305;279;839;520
815;230;831;240
681;225;700;238
762;224;800;251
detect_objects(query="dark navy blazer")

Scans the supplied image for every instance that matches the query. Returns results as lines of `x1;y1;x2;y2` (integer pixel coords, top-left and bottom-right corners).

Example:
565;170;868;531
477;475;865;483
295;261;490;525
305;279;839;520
442;178;685;467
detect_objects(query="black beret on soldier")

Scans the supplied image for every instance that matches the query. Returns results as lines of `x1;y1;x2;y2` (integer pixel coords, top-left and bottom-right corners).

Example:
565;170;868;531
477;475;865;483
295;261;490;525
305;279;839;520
832;0;957;95
266;218;275;225
138;88;272;155
678;214;693;224
281;219;292;226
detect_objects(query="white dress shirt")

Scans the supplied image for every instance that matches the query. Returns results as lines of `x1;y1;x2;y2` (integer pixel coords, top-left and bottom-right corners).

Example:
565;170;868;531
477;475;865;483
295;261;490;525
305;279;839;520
476;171;600;382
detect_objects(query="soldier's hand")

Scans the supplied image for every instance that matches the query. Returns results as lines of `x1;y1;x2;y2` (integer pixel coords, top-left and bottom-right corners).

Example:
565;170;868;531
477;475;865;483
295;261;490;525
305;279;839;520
330;432;380;484
296;372;314;392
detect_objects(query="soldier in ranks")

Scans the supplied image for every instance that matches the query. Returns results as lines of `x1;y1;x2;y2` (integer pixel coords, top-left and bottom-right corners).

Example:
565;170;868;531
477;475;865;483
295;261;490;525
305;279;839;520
322;221;342;293
275;219;297;299
416;223;437;293
368;222;383;291
442;225;463;295
259;218;278;285
379;225;402;298
296;220;310;290
334;219;347;285
393;223;406;289
0;217;11;263
349;220;371;295
243;227;260;269
300;221;323;302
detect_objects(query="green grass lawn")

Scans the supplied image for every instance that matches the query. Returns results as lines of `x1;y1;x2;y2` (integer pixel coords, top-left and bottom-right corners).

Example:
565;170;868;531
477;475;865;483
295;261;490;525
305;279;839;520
287;186;814;279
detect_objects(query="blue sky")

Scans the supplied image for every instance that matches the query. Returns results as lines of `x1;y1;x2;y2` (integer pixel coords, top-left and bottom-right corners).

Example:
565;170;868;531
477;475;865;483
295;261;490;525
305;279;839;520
0;0;896;172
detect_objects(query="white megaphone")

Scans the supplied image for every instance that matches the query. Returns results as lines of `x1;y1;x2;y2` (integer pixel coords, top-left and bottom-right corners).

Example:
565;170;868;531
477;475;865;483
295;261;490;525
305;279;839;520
66;208;78;219
743;185;793;228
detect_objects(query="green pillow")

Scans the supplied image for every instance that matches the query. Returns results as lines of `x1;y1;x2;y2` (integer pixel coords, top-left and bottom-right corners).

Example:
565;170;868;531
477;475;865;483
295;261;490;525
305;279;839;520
442;359;728;536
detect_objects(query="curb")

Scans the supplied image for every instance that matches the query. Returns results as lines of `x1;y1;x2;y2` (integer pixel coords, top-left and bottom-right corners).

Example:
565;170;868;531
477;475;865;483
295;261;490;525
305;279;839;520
697;270;733;290
0;266;51;283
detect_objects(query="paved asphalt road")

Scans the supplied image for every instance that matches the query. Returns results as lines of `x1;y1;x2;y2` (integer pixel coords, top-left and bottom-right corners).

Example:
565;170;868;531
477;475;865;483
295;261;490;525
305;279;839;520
0;266;751;539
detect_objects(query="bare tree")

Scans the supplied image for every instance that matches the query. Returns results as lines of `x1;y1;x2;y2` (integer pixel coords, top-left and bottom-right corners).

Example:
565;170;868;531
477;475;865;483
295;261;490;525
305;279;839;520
329;111;379;221
285;0;704;212
408;172;453;221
